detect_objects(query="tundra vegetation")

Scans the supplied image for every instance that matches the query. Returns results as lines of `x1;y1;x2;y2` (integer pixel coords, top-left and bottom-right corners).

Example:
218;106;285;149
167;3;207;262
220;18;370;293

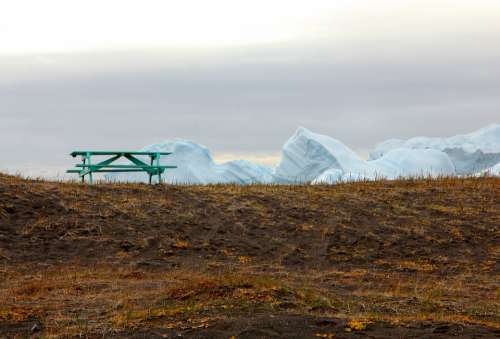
0;173;498;337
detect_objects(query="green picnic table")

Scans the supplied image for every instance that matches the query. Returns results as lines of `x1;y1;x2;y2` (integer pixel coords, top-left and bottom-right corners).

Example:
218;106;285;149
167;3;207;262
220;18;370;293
67;151;177;184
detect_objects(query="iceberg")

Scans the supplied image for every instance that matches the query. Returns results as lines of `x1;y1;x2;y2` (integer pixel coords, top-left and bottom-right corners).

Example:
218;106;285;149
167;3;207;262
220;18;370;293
369;124;500;174
311;168;344;184
370;148;456;178
106;124;498;185
106;139;274;184
368;138;405;160
276;127;455;184
476;162;500;176
273;127;373;183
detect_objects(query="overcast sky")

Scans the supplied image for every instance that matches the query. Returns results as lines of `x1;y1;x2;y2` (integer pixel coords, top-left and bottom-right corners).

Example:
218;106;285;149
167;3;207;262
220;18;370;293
1;0;499;177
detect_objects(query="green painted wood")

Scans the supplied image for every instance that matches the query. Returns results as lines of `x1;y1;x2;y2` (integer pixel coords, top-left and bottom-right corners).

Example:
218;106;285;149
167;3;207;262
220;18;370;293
70;151;172;157
156;152;162;184
124;154;150;167
75;164;176;169
149;156;154;184
81;157;86;183
68;169;152;173
82;169;160;173
94;154;122;167
66;150;176;184
86;152;94;184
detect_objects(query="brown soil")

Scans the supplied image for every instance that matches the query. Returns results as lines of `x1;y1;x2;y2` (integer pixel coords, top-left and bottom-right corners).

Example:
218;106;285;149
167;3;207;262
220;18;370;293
0;174;499;338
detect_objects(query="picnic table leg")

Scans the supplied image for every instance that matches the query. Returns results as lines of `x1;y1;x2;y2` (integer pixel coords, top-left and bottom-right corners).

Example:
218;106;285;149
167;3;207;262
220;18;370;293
156;153;162;184
81;157;86;183
86;152;93;184
149;156;153;185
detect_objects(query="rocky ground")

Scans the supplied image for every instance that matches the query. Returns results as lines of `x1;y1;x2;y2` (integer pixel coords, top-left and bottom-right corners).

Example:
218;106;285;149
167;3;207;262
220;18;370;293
0;174;499;338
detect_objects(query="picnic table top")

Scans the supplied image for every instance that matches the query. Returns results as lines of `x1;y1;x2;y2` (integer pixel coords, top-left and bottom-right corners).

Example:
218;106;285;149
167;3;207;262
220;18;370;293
70;151;173;157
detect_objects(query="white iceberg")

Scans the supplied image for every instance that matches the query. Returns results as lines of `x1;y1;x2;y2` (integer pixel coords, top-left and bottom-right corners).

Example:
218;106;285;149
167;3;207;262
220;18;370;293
276;127;455;184
370;148;456;178
106;139;274;184
311;168;344;184
476;162;500;176
273;127;373;183
368;138;405;161
105;124;498;185
369;124;500;174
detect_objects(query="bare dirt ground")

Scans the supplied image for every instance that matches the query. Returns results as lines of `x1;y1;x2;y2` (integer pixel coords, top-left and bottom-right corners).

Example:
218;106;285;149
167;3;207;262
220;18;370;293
0;174;499;338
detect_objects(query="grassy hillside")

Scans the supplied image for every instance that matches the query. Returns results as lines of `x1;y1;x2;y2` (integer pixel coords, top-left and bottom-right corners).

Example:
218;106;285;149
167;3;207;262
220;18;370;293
0;174;499;338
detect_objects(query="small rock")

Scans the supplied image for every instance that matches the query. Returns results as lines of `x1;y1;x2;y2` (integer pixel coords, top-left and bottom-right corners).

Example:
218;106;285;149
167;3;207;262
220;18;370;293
119;240;134;251
160;248;174;256
135;260;163;268
31;323;41;333
143;236;157;248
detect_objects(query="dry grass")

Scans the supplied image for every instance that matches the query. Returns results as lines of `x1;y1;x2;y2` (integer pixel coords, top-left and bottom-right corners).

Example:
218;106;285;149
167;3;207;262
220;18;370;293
0;263;498;337
0;173;499;337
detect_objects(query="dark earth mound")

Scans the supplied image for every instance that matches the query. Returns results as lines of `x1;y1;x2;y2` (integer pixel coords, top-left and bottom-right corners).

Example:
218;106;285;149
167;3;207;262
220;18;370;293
0;174;499;338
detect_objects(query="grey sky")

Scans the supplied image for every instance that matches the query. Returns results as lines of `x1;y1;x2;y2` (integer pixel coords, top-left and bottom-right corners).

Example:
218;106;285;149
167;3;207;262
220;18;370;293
1;1;500;177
